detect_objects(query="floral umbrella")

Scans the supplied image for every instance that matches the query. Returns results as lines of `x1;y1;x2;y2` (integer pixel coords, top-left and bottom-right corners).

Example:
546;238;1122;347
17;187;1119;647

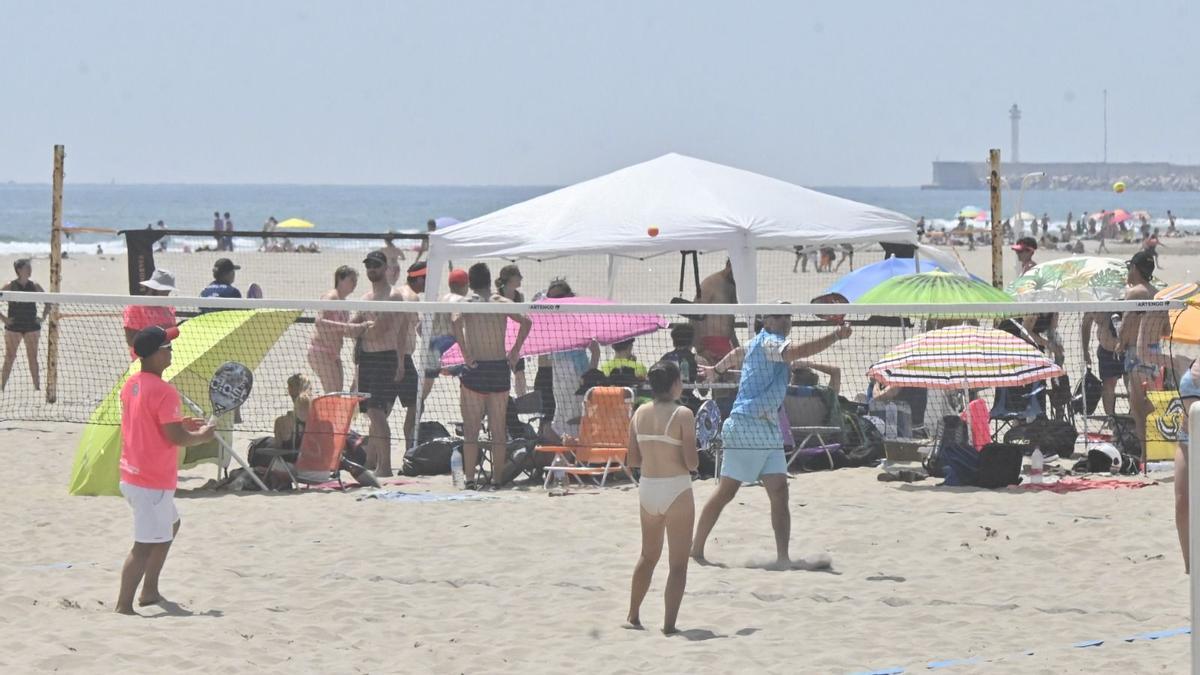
1007;256;1129;302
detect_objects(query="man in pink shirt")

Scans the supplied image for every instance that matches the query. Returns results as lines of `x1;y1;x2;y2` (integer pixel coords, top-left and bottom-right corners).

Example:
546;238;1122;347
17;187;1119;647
123;269;178;359
115;326;215;615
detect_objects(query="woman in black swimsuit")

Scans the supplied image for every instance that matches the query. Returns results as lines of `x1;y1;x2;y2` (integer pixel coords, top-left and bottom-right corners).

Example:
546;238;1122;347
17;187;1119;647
1;259;47;390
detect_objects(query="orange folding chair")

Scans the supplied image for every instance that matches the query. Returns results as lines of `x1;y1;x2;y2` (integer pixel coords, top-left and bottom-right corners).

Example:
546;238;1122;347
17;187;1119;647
270;392;366;490
536;386;637;488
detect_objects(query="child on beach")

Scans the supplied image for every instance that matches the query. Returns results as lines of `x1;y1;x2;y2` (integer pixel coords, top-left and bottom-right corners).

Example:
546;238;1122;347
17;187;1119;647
115;326;216;615
600;338;647;387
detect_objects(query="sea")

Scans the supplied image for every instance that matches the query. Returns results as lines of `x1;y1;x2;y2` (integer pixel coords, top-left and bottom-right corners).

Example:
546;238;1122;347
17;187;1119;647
2;183;1200;257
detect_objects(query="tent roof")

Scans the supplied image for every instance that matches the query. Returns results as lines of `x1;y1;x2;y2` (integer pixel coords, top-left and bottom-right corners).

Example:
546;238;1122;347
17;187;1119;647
427;153;916;261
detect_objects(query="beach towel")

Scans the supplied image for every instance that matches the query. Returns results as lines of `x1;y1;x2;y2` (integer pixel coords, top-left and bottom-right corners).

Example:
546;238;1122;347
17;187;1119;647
962;398;990;450
356;490;496;503
1021;477;1155;494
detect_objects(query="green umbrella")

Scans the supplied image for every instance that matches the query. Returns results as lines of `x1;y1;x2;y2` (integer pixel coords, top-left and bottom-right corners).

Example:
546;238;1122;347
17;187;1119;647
68;309;299;496
856;271;1016;317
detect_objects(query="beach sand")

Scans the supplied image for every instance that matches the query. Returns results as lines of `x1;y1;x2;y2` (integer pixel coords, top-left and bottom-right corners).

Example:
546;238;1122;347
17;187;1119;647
0;241;1196;673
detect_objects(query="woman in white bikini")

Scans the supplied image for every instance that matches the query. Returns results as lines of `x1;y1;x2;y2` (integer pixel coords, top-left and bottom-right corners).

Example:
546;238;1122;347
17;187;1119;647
307;266;372;393
626;360;698;634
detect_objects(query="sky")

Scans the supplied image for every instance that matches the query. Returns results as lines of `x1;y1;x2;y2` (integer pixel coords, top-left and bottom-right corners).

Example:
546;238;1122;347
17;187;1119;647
2;0;1197;186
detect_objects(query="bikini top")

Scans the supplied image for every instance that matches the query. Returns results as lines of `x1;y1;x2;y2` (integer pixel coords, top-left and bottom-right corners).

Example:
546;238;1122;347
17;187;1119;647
636;405;685;446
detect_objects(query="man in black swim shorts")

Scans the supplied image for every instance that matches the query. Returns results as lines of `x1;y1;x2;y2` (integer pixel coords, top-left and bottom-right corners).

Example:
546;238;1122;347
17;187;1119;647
452;263;531;489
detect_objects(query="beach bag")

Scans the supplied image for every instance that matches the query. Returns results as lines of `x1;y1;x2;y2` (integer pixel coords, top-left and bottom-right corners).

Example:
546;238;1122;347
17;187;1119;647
925;414;969;478
1070;368;1103;416
1002;418;1078;459
839;399;885;467
417;420;451;445
939;441;979;486
795;445;850;472
401;437;460;476
974;443;1024;488
245;436;278;468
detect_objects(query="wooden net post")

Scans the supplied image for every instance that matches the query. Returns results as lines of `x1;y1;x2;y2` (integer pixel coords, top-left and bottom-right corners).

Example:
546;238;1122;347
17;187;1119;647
46;145;64;404
988;148;1003;289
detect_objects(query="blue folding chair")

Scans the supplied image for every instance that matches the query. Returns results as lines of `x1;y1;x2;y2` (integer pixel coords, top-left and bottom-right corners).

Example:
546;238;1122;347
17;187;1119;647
989;384;1045;441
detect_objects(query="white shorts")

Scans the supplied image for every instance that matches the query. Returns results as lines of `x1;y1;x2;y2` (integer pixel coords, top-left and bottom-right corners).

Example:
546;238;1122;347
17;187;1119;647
120;482;179;543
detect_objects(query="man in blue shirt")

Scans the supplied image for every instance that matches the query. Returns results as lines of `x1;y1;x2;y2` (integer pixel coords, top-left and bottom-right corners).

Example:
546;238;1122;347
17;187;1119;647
691;307;850;569
199;258;242;312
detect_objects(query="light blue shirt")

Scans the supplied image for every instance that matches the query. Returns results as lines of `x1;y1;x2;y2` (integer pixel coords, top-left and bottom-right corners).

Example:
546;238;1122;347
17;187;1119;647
731;330;790;420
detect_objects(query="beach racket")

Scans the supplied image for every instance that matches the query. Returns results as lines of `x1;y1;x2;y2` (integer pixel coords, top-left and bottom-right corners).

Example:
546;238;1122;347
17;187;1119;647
695;399;722;451
810;292;849;325
208;362;253;423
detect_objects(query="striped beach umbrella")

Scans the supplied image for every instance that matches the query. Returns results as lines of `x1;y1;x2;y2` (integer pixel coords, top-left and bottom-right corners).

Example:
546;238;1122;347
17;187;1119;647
1007;256;1128;302
868;325;1065;390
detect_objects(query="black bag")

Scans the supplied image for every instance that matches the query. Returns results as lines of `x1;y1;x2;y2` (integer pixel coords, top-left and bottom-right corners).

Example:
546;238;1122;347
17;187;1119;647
417;420;451;445
401;437;461;476
975;443;1024;488
1003;418;1079;459
838;396;885;467
245;436;278;468
1071;368;1103;416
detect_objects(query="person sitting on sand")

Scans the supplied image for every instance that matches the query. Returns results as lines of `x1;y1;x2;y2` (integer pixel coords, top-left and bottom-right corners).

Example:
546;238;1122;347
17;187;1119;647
600;338;648;388
115;326;216;615
692;305;850;568
1;258;50;391
308;266;372;393
123;268;178;360
452;263;532;489
626;361;698;634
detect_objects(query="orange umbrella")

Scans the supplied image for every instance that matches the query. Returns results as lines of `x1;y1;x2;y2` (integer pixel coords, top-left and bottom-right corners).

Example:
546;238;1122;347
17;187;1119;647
1156;282;1200;345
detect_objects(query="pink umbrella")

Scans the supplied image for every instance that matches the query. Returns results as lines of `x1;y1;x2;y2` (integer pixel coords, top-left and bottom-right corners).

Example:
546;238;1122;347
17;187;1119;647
441;297;667;366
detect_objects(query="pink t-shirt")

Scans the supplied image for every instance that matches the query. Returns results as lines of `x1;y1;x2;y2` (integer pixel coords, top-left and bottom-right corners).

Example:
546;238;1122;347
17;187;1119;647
120;371;183;490
123;306;176;359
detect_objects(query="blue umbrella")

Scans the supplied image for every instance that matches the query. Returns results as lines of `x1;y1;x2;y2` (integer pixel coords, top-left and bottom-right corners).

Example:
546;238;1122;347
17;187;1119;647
824;257;945;302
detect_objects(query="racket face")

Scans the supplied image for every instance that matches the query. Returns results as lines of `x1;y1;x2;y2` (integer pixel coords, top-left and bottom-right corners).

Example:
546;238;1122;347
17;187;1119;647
210;362;253;416
810;292;848;324
694;400;722;450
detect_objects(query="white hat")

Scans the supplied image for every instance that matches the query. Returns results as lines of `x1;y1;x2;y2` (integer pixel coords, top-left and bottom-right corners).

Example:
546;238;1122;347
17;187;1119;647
140;268;177;292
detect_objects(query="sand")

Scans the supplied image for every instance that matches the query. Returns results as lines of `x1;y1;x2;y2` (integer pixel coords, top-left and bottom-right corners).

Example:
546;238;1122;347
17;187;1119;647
0;240;1196;673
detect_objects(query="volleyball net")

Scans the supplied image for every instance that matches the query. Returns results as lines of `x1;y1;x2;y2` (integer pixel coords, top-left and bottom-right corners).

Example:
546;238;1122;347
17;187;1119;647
0;291;1192;464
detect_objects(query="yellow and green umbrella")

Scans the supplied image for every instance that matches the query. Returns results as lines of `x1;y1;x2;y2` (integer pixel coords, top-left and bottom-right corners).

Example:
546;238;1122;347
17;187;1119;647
1007;256;1129;302
68;309;300;496
856;271;1015;317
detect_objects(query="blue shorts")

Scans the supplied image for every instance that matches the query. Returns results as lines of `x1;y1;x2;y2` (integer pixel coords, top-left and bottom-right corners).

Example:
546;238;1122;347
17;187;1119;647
1125;344;1162;375
719;414;787;483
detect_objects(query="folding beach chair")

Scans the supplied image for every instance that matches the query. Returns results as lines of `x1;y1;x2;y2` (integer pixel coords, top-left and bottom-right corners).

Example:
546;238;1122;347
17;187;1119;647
535;386;637;488
784;384;844;470
990;384;1045;441
261;392;368;490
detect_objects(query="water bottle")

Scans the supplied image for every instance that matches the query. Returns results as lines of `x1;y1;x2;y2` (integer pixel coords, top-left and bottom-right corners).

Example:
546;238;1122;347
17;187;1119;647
884;402;898;440
1030;448;1044;485
450;448;465;489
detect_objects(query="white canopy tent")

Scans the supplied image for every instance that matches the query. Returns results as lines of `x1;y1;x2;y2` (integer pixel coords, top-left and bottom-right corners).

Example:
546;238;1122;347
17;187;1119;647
424;153;919;303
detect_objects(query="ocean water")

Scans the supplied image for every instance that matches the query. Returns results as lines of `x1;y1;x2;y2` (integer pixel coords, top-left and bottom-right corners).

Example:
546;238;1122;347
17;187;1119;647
2;183;1199;256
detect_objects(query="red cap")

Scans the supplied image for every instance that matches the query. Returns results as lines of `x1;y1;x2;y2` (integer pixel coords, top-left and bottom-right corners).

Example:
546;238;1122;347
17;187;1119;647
448;268;468;286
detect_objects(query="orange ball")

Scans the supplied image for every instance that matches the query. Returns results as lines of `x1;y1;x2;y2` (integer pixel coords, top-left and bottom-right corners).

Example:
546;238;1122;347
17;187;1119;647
647;227;660;237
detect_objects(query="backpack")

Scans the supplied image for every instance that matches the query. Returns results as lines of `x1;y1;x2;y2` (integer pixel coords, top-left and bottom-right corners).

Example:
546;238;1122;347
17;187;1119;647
1002;418;1079;459
401;437;461;476
1071;368;1103;416
975;443;1024;488
838;397;884;467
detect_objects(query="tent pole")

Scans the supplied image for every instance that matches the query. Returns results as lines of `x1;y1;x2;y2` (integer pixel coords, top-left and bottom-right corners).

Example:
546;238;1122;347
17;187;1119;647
678;253;686;294
606;255;618;300
692;251;701;294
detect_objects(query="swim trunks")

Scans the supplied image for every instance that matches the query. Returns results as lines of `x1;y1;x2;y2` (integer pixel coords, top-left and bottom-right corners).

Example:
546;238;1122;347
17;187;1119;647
1097;347;1125;380
461;359;512;395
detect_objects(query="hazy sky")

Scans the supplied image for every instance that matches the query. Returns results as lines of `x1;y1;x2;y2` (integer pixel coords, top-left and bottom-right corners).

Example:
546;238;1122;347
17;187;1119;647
3;0;1197;186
